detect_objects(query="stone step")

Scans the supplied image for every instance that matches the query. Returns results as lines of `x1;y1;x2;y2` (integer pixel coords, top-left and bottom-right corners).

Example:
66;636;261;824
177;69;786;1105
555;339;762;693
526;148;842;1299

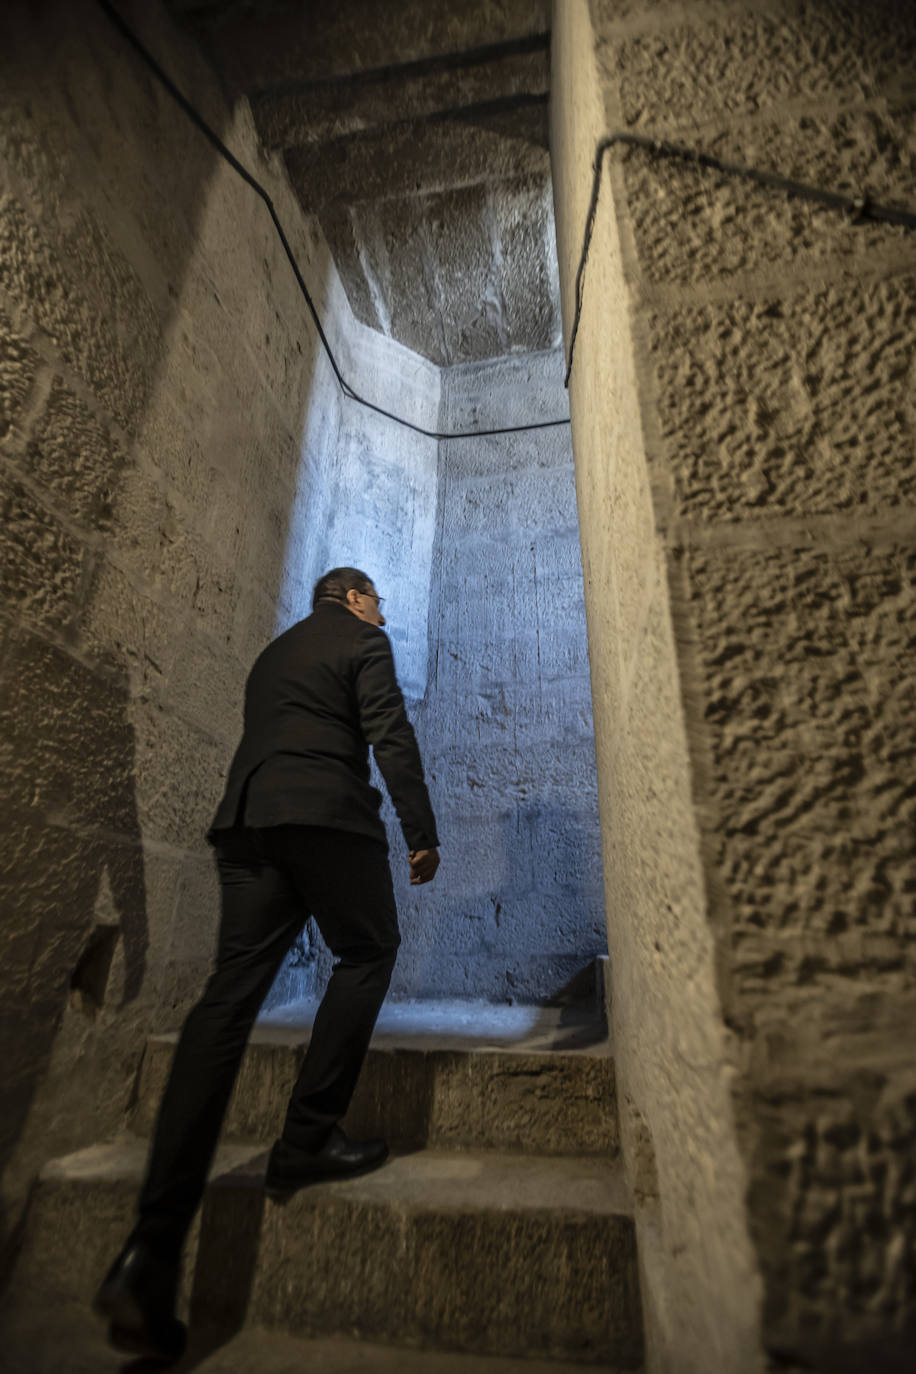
132;1020;618;1157
12;1139;642;1367
2;1299;640;1374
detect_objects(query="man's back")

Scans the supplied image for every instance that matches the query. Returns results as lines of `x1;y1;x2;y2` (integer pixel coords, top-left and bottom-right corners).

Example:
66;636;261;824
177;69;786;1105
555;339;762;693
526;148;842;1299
209;599;438;851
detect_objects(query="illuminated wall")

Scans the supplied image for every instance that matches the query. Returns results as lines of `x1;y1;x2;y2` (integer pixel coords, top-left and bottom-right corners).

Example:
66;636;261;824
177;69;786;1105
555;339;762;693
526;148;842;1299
268;347;606;1008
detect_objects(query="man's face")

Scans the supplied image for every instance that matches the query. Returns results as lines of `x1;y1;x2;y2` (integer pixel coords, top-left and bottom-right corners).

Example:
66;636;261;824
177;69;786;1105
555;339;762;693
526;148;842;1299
346;584;386;627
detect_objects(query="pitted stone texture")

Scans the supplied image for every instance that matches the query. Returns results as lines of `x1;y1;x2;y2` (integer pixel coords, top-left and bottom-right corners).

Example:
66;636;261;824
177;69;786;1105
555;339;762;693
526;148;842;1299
168;853;221;965
608;3;916;134
606;583;768;1373
687;543;916;999
0;311;39;441
650;273;916;521
316;204;385;336
25;378;125;528
619;106;916;287
0;196;160;434
557;0;916;1367
746;1038;916;1362
0;475;87;631
425;183;508;363
78;556;180;688
552;6;768;1366
160;628;249;744
592;0;737;27
1;0;441;1238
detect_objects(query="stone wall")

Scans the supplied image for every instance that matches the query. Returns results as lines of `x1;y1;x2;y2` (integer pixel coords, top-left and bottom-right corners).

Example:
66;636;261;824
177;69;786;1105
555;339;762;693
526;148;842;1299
394;348;607;1003
266;345;606;1010
0;0;438;1255
551;4;764;1369
552;0;916;1368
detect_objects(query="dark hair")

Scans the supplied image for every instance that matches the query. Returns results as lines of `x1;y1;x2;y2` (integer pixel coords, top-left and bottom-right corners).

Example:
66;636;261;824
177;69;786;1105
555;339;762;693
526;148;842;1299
312;566;374;611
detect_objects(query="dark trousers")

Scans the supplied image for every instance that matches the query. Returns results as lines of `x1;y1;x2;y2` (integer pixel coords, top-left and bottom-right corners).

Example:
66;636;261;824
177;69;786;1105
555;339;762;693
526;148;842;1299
133;825;399;1260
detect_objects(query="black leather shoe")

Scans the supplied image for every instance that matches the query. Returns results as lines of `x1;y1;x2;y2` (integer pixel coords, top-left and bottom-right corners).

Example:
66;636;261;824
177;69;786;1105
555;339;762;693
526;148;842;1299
264;1126;389;1197
93;1239;187;1364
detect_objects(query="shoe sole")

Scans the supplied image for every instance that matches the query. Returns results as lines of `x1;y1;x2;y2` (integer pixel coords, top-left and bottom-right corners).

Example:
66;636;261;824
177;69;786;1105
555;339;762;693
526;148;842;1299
264;1149;389;1201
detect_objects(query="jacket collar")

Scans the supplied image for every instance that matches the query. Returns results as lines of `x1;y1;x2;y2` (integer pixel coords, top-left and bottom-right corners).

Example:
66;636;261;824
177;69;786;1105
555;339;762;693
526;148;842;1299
313;599;354;618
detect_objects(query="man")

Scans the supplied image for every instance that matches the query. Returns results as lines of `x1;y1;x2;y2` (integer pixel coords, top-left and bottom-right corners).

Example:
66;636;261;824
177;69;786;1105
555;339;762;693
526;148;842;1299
94;567;439;1362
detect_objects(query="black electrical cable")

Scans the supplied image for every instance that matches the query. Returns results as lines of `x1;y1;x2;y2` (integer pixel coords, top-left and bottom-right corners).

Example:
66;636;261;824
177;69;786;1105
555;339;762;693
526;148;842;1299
96;0;571;441
564;132;916;386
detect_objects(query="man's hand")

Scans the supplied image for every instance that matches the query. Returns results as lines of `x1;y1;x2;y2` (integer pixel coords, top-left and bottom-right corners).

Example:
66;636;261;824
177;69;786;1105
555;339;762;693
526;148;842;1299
408;848;440;885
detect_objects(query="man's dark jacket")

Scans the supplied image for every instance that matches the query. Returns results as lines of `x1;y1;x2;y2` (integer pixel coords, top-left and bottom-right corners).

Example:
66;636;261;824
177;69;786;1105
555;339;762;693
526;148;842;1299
208;600;438;852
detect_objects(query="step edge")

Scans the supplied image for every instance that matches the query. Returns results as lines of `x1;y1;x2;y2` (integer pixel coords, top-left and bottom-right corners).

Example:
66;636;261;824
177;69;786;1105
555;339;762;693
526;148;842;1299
144;1031;614;1058
37;1139;635;1217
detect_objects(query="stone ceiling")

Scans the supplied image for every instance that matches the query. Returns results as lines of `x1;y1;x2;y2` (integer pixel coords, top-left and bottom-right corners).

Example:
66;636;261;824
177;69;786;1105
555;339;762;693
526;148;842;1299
166;0;560;366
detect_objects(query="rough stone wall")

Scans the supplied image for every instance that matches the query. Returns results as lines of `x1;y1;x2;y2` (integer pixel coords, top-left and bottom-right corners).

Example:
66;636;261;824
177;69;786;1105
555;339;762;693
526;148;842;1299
553;0;916;1368
0;0;438;1255
551;4;764;1370
393;348;607;1003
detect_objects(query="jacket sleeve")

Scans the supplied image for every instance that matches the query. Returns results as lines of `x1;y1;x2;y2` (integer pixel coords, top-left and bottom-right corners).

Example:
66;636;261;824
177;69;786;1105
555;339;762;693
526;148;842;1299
354;628;439;851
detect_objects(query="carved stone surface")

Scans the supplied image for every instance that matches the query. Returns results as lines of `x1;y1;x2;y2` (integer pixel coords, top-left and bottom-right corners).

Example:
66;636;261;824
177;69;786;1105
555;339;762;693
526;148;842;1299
554;0;916;1368
167;0;561;364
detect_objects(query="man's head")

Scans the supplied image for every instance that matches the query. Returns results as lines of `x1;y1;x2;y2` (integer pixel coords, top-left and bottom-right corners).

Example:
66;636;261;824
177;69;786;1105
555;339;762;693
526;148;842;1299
312;566;385;627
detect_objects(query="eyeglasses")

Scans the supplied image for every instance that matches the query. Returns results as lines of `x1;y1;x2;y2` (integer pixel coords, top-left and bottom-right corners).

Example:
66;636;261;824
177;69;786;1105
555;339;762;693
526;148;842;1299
361;590;384;607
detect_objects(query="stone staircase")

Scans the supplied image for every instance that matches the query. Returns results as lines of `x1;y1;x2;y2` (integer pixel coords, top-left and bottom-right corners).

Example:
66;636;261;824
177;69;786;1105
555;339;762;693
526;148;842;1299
2;1001;643;1371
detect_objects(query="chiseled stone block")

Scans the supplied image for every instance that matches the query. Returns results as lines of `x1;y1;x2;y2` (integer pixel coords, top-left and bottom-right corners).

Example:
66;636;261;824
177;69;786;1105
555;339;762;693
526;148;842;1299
686;542;916;998
619;107;916;287
608;3;915;133
649;273;916;521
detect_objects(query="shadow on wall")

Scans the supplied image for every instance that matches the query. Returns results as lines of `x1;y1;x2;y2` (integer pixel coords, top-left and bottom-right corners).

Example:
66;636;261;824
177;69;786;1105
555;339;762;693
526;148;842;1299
0;0;334;1264
0;648;147;1238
